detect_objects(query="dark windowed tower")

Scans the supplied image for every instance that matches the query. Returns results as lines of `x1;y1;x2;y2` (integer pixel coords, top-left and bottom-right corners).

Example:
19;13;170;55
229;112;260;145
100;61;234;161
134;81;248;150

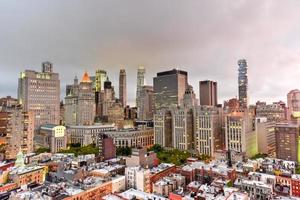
238;59;248;108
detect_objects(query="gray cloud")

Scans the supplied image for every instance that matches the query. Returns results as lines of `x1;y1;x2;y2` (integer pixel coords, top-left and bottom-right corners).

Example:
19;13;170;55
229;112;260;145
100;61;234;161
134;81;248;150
1;0;300;105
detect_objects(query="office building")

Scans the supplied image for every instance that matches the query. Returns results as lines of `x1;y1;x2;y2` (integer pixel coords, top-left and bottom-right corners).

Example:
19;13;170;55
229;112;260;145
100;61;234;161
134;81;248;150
225;110;257;157
136;66;145;114
96;134;116;161
153;69;188;110
193;106;222;157
65;72;95;125
238;59;248;108
139;85;154;120
199;80;217;106
119;68;127;107
287;89;300;120
36;124;67;153
255;117;276;156
18;62;60;129
67;124;115;146
171;107;193;151
154;109;172;147
275;122;300;162
256;103;286;122
182;85;198;108
103;128;154;148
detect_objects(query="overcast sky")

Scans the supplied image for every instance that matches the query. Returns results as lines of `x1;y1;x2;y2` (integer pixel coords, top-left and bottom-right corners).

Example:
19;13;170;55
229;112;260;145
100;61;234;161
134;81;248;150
1;0;300;106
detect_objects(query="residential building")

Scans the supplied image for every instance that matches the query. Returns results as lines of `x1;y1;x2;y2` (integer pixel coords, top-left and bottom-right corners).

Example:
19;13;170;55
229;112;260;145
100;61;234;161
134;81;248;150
125;167;150;192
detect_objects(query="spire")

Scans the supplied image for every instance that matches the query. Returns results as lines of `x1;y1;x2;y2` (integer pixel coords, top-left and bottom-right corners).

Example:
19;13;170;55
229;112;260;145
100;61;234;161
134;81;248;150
81;71;91;83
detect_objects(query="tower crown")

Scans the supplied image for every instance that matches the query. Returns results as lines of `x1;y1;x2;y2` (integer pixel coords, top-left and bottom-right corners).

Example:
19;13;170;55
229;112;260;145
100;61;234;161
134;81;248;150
81;71;91;83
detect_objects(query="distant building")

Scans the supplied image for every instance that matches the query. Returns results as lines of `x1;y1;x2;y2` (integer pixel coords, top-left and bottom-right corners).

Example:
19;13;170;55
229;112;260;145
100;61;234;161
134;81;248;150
225;109;257;157
275;122;300;162
136;66;145;117
153;69;188;110
36;124;67;153
255;117;276;156
238;59;248;108
124;106;137;120
287;89;300;120
199;80;217;106
18;62;60;129
224;98;240;112
139;85;154;120
107;102;124;129
119;68;127;107
65;72;95;125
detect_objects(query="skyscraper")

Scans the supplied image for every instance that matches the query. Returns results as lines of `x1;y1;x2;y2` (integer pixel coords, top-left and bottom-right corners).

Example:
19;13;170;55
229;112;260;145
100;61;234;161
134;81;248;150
199;80;217;106
18;62;60;129
139;85;154;120
64;71;95;125
287;89;300;120
136;66;145;116
238;59;248;108
119;68;127;107
153;69;188;110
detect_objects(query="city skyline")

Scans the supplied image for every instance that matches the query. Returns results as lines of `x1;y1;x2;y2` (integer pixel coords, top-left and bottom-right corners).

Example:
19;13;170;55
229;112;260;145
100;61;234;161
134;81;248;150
1;1;300;105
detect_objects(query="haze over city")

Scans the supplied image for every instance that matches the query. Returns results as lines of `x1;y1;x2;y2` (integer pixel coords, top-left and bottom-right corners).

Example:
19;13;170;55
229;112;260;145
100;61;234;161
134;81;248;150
1;0;300;105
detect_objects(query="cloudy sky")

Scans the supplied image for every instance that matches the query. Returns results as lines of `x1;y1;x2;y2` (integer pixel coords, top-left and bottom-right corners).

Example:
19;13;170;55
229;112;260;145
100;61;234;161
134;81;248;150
1;0;300;106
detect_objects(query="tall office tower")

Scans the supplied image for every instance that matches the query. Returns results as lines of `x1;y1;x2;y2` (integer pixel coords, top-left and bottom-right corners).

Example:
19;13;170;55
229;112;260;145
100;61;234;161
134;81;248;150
119;68;127;107
275;122;300;162
154;109;172;147
193;106;222;157
136;66;145;116
199;80;217;106
139;85;154;120
255;117;276;156
287;89;300;120
18;62;60;129
182;85;198;108
238;59;248;108
0;105;34;159
93;69;108;92
64;72;95;125
101;78;115;118
153;69;188;110
171;107;193;150
225;109;257;157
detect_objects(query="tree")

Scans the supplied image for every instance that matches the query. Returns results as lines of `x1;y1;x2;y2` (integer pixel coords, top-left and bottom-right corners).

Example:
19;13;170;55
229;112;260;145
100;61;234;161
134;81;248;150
35;147;51;154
